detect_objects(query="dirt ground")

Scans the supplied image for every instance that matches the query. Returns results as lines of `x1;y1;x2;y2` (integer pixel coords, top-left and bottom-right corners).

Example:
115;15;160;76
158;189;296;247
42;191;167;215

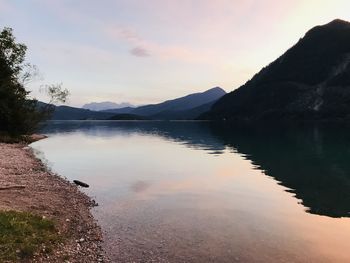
0;142;107;262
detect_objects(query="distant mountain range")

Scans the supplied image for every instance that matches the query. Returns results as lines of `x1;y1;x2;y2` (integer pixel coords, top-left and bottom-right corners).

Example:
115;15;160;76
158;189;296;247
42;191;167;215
103;87;226;120
48;87;226;120
82;101;134;111
201;19;350;121
48;105;115;120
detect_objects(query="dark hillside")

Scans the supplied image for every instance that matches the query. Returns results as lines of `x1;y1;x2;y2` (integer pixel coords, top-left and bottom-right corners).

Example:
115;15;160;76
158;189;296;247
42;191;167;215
202;19;350;121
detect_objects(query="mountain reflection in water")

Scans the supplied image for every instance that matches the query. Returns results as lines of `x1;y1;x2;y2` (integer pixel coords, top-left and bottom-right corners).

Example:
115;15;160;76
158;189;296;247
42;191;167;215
41;120;350;218
33;120;350;262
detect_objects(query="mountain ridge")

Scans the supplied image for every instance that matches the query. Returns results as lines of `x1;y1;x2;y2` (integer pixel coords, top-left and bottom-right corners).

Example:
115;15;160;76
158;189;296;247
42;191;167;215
48;87;226;120
201;19;350;121
104;87;226;119
82;101;134;111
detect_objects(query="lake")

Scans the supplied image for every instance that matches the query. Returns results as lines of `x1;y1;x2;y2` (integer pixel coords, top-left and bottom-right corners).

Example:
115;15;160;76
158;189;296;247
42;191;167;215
31;121;350;262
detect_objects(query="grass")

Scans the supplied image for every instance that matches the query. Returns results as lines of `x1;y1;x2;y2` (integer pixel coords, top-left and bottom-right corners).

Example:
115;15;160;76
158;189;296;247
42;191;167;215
0;211;60;261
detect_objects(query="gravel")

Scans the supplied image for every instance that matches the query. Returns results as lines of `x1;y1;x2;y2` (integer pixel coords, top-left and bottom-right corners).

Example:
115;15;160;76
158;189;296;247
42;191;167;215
0;142;108;262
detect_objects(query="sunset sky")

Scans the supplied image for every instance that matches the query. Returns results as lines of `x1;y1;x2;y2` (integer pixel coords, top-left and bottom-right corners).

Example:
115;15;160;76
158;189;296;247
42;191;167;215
1;0;350;106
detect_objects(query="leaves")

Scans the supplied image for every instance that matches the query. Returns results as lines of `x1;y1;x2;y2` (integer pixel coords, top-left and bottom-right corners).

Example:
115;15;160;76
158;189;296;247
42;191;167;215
0;27;68;135
41;83;70;104
0;27;27;76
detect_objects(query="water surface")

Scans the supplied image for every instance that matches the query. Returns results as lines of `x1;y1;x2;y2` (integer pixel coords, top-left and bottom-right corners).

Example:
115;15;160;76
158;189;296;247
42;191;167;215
32;121;350;262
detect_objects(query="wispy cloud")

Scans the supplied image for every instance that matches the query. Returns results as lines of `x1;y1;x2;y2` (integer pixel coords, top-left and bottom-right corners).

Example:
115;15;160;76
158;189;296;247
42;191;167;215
104;26;152;58
130;47;149;57
104;25;218;64
28;0;228;64
119;28;142;42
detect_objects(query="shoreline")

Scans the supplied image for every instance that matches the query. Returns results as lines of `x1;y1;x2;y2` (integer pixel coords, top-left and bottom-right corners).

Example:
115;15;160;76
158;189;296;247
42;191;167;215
0;141;107;262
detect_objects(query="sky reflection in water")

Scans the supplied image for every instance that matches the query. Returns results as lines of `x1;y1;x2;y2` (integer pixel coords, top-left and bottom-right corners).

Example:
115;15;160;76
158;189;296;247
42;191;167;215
32;121;350;262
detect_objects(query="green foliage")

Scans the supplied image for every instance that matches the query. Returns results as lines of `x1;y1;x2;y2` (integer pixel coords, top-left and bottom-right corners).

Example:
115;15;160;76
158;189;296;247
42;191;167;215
0;211;60;261
0;27;68;135
0;28;26;76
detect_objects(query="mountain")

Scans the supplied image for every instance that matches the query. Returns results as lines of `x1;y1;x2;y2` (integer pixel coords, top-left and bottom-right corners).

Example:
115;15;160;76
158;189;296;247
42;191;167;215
82;101;134;111
201;19;350;121
133;87;225;116
106;87;226;119
38;102;115;120
45;87;225;120
150;100;218;120
102;107;135;114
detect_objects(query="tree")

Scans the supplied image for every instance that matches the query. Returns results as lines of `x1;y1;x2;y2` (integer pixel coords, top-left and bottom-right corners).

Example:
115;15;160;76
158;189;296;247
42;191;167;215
0;27;68;136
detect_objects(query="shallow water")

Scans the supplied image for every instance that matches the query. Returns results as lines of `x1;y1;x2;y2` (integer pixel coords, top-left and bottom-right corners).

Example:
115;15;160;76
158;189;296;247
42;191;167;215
32;121;350;262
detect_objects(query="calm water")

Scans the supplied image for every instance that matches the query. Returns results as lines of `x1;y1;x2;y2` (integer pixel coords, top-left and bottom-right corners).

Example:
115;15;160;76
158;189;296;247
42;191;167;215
31;121;350;262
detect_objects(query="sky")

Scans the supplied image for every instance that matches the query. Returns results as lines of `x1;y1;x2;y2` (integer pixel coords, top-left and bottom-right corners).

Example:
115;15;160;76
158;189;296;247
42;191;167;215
0;0;350;107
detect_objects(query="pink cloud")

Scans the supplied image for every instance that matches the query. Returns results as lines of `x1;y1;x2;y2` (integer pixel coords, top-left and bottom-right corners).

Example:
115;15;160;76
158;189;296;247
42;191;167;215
104;24;218;64
130;47;149;57
119;28;142;42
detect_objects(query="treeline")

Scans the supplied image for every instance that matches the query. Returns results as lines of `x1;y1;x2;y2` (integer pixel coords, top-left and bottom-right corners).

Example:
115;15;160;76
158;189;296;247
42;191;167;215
0;27;68;136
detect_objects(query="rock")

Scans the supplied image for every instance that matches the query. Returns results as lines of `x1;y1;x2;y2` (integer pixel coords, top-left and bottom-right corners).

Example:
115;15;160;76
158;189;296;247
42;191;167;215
73;180;89;188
